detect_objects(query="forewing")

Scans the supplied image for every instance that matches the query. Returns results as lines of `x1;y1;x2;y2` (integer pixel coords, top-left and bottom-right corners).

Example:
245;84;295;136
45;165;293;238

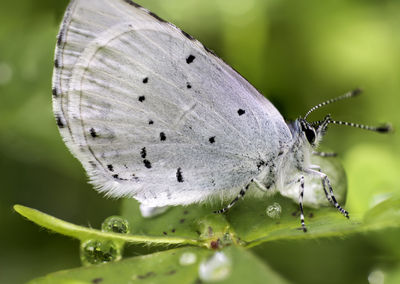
53;0;292;206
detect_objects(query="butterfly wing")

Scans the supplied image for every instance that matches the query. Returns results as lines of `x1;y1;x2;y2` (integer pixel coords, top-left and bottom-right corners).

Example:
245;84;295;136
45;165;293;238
53;0;292;206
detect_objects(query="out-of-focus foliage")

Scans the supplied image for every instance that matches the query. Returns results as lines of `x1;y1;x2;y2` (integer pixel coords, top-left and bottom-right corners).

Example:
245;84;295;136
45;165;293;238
1;0;399;283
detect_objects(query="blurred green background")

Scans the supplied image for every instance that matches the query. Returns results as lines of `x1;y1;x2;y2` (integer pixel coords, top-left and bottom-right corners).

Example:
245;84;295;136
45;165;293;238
1;0;399;283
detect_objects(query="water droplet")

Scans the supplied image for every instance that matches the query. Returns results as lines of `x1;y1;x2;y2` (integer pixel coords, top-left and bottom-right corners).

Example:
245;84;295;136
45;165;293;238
139;204;169;218
80;239;122;266
101;216;130;234
179;252;197;266
266;202;282;219
368;269;385;284
199;252;231;282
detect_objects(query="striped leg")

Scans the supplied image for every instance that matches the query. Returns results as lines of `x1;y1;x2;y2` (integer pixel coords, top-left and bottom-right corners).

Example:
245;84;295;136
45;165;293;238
323;175;349;218
307;169;349;218
214;182;251;214
298;176;307;232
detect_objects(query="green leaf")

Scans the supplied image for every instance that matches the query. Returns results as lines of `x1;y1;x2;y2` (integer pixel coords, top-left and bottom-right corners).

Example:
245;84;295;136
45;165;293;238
28;247;208;284
13;205;200;247
28;246;288;284
121;199;236;248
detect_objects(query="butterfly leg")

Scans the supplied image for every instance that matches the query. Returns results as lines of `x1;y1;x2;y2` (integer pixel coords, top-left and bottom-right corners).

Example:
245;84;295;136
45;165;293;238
309;164;321;172
312;151;337;157
306;169;349;218
253;178;268;192
213;181;252;214
297;176;307;232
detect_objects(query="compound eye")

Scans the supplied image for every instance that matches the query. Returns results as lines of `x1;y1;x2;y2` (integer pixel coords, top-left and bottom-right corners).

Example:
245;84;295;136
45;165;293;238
305;129;316;144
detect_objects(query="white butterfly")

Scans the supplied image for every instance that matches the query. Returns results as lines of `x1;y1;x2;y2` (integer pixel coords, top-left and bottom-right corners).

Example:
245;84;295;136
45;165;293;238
53;0;390;231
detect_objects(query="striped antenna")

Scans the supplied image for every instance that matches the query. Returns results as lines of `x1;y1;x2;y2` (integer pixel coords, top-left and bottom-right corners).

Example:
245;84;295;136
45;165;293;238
304;88;362;120
329;120;392;133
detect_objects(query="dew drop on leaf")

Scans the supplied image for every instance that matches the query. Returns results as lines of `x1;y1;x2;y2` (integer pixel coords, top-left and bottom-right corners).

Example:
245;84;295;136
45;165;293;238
368;269;385;284
80;239;122;266
179;252;197;266
139;204;169;218
199;252;231;282
101;216;131;234
266;202;282;219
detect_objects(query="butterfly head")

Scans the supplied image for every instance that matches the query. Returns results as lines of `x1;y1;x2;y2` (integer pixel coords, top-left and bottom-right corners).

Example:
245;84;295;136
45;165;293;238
297;115;330;147
294;88;391;148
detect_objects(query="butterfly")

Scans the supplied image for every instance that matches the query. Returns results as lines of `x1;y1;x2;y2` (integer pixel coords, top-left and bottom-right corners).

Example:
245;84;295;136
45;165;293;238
53;0;390;231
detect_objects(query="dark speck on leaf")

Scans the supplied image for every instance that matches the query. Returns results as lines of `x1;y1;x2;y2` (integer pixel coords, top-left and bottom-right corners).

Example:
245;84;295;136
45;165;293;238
137;272;156;280
165;270;177;275
210;240;219;249
92;278;103;284
163;231;167;235
180;218;185;223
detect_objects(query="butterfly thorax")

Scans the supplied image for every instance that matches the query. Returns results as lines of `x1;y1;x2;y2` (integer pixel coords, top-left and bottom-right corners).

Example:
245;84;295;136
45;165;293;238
271;119;314;190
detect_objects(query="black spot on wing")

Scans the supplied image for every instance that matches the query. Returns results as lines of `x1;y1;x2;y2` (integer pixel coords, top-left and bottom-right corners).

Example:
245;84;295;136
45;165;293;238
140;147;147;159
148;11;167;23
52;88;58;98
113;174;128;181
176;168;184;182
186;83;192;89
56;115;64;128
181;29;194;40
203;44;216;55
143;159;152;169
237;109;245;116
142;77;148;84
186;55;195;64
160;132;166;141
257;160;265;170
123;0;141;8
138;96;145;102
107;164;114;172
148;120;154;125
209;136;215;144
90;128;98;138
57;31;63;46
